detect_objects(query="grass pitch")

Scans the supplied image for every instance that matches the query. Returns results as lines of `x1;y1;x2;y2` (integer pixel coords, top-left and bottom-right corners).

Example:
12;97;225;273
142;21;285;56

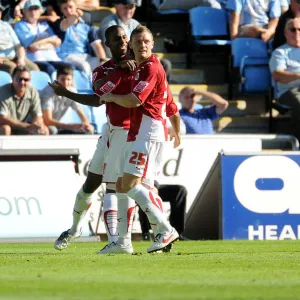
1;240;300;300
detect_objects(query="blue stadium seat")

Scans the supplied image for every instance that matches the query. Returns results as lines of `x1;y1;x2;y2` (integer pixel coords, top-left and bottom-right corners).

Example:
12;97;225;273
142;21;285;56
0;71;12;86
30;71;51;92
189;7;231;46
51;70;93;94
60;104;94;124
240;56;271;93
231;38;268;68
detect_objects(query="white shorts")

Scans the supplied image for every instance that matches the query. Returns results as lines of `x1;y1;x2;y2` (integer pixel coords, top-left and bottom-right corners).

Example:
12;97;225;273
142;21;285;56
88;132;108;175
119;140;165;187
103;128;128;183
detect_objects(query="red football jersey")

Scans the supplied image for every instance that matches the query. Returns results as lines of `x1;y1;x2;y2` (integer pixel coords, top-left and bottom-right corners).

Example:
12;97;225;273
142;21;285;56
128;54;169;142
92;59;132;129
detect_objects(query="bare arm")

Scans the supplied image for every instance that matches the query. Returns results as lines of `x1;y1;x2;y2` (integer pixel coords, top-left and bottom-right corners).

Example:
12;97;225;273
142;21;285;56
230;11;240;39
76;0;99;11
0;114;31;129
273;70;300;84
15;45;26;65
30;36;61;50
261;17;279;42
168;112;181;148
196;90;228;115
101;93;141;108
48;81;102;107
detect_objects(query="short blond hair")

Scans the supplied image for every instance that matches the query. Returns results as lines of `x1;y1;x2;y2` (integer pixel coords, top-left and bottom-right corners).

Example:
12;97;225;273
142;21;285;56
130;25;153;41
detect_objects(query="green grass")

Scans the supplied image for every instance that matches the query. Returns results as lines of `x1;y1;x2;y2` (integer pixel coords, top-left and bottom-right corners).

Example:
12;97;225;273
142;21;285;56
1;240;300;300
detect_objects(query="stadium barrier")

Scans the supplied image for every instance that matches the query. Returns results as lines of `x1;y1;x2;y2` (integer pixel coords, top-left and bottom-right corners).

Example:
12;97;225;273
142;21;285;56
0;134;298;238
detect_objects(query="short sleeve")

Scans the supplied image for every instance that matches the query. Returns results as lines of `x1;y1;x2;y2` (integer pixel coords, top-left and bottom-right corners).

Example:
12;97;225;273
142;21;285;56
8;24;20;46
269;0;281;19
0;100;9;115
92;66;122;97
226;0;243;13
269;49;286;72
41;85;55;110
199;105;219;121
131;63;157;104
29;87;43;117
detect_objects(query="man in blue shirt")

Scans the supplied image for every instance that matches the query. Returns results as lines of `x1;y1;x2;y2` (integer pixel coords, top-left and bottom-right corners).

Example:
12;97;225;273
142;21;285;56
226;0;281;42
269;18;300;143
179;87;228;134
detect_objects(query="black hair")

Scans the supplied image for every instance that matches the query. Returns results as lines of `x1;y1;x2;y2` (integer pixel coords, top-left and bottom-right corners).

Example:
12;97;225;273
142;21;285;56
105;25;124;42
56;64;74;78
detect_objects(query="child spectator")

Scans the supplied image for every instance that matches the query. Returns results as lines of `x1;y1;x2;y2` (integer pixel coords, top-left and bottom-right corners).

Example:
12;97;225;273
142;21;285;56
179;87;228;134
41;64;94;134
58;0;107;77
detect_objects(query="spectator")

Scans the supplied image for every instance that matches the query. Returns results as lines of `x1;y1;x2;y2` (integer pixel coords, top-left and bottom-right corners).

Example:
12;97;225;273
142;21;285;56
270;18;300;143
179;87;228;134
281;0;290;13
41;65;94;134
226;0;281;42
39;0;62;24
58;0;107;77
138;181;188;241
273;0;300;50
14;0;69;76
99;0;172;82
152;0;221;10
0;5;39;74
0;65;49;135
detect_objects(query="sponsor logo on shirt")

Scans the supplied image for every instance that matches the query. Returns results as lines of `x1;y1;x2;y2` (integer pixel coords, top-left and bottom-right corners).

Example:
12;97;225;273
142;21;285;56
100;81;116;94
133;81;149;93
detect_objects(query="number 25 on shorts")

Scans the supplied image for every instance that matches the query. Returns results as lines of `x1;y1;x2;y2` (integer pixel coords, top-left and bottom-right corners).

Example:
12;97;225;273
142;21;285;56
129;151;147;166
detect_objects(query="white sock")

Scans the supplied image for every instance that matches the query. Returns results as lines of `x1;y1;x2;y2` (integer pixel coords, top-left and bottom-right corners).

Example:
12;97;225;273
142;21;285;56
70;187;93;235
127;184;172;234
103;193;118;243
149;191;164;237
116;192;136;246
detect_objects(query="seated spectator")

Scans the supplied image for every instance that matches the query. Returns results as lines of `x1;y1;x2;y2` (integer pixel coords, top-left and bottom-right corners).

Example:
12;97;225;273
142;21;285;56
226;0;281;42
0;65;49;135
179;87;228;134
58;0;107;77
138;181;188;241
76;0;107;24
99;0;172;82
14;0;69;76
270;18;300;143
41;65;94;134
39;0;62;24
0;5;39;74
273;0;300;50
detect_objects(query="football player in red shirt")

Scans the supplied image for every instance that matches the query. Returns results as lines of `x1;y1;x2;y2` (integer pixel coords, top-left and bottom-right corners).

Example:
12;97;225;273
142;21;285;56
50;25;138;251
101;25;181;254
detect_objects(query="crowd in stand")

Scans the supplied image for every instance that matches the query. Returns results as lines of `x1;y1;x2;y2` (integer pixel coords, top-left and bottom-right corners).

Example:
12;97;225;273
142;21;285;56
1;0;300;140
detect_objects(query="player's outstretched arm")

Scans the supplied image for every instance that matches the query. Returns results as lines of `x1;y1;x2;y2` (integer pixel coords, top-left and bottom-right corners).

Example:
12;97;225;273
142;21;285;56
48;81;102;107
169;112;181;148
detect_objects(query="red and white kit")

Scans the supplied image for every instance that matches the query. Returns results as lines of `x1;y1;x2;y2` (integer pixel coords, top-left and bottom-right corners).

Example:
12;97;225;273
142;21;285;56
91;59;133;183
120;54;178;186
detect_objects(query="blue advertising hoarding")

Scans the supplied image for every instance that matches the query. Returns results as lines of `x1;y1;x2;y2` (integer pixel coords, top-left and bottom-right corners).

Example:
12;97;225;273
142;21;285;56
221;153;300;240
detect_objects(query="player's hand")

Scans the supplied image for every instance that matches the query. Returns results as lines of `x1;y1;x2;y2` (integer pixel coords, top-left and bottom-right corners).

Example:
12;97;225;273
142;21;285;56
118;60;137;73
48;80;68;97
83;123;94;134
170;131;181;148
101;93;114;103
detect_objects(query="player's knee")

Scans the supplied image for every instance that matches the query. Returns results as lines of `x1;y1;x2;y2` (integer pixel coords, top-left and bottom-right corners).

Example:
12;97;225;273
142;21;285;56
0;125;11;135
